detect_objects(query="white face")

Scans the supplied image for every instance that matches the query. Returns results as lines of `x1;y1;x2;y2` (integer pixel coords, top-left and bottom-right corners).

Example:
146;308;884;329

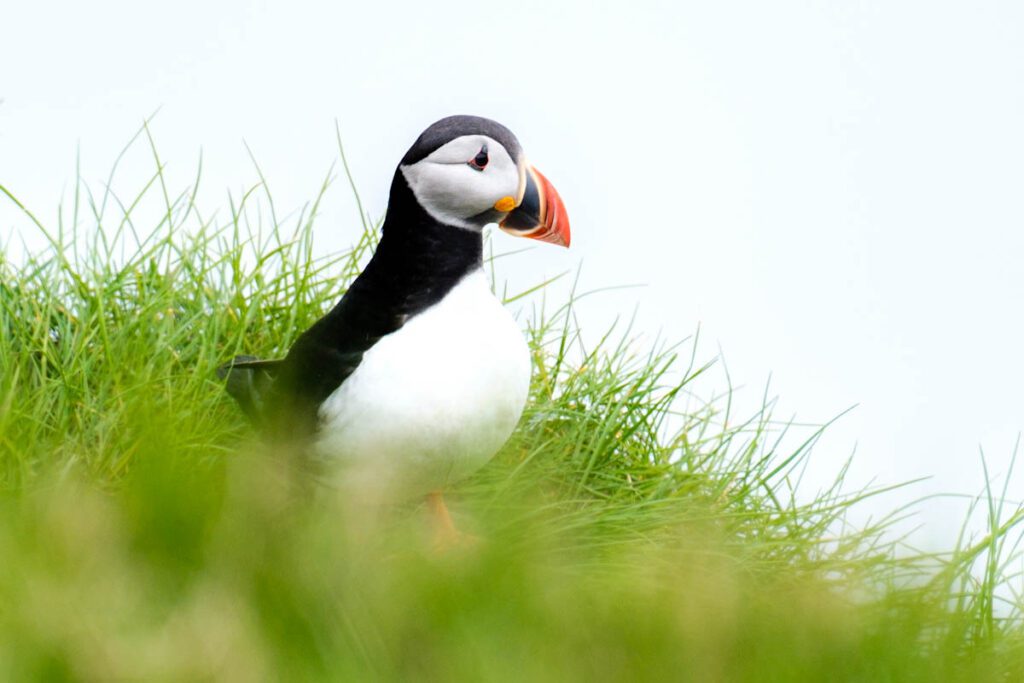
400;134;522;230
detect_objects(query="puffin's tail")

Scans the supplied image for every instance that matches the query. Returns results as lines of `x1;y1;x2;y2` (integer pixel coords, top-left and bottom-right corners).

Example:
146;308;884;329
216;355;282;423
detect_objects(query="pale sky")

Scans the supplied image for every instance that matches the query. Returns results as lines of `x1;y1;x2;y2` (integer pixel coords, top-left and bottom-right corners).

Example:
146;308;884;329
2;1;1023;546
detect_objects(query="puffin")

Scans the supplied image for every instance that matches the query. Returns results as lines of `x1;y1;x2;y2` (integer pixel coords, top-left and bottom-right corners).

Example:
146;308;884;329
218;115;570;537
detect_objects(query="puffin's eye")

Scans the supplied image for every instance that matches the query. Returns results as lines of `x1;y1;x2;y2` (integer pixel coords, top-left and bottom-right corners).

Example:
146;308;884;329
468;145;489;171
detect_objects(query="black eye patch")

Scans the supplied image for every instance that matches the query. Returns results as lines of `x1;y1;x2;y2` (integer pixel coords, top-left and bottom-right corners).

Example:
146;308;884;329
469;145;489;171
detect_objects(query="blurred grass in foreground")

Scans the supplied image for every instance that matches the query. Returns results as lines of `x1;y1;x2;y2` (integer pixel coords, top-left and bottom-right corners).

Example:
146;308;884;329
2;125;1024;681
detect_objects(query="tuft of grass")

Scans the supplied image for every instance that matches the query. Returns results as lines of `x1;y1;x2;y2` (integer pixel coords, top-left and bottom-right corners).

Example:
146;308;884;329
2;125;1024;680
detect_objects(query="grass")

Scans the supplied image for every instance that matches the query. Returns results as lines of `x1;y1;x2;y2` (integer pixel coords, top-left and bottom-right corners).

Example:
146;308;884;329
2;125;1024;680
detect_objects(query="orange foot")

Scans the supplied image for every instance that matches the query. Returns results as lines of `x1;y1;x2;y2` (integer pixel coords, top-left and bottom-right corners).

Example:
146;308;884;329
426;491;478;553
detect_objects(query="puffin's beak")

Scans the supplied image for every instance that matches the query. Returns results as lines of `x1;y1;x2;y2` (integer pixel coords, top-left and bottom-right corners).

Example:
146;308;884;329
498;166;571;248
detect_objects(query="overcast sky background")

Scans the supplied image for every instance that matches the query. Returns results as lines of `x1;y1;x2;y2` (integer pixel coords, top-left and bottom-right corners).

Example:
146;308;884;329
2;1;1023;546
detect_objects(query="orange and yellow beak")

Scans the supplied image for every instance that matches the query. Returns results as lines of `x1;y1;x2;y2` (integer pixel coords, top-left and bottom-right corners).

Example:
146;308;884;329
497;166;571;248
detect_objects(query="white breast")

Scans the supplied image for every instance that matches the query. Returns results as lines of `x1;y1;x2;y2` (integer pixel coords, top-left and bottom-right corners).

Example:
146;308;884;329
314;268;531;497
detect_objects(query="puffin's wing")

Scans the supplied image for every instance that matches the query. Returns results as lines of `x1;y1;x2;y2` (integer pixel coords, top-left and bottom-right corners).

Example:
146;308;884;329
216;355;283;423
262;337;368;438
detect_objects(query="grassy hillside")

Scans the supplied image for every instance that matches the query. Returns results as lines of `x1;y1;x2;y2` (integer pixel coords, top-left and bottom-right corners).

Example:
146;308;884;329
2;130;1024;680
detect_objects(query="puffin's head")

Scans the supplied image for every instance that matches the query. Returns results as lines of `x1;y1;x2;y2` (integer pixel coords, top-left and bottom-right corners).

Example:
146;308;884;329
398;115;570;247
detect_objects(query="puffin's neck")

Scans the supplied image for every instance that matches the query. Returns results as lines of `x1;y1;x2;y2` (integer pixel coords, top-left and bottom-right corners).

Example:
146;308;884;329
347;173;484;316
379;175;482;272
